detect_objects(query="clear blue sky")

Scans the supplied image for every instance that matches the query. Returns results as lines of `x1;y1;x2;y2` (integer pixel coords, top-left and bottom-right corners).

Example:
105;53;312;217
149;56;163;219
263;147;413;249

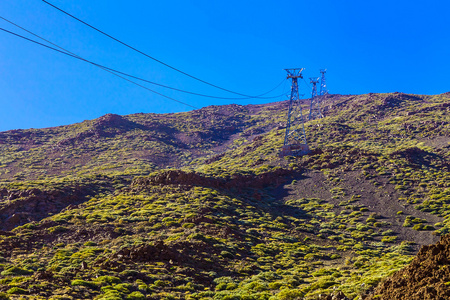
0;0;449;131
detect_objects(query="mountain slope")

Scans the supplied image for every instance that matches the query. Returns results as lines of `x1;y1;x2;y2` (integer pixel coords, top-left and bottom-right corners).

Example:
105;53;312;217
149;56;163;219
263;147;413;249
0;103;285;180
0;92;449;299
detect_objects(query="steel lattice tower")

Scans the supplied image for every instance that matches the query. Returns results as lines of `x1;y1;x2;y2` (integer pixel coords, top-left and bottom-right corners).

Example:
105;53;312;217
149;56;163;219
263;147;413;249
308;77;322;120
319;69;328;96
280;68;309;157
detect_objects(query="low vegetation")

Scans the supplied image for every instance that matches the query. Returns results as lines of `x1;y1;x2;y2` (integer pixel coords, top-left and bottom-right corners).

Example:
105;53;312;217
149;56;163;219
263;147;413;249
0;92;448;299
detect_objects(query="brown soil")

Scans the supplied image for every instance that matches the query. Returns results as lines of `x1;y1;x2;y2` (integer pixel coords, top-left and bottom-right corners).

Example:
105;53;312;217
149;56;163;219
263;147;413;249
0;186;91;230
365;234;450;300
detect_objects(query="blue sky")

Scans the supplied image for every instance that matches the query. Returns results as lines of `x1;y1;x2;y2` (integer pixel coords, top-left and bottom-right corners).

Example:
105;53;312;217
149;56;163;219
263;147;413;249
0;0;449;131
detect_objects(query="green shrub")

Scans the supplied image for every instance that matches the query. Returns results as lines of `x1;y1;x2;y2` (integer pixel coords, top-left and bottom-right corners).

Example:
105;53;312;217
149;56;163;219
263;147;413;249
97;290;122;300
126;291;145;300
330;254;341;259
413;224;435;231
71;279;97;288
0;292;9;300
381;229;395;236
96;276;121;285
22;223;37;230
1;266;33;276
6;287;27;295
220;251;234;259
48;225;68;234
275;289;305;300
381;236;398;243
182;222;195;229
215;283;227;291
137;284;148;292
113;283;132;293
403;218;412;227
403;216;426;227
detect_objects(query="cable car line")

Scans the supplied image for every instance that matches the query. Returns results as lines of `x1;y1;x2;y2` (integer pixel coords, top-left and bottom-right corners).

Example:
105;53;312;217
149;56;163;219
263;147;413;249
0;26;199;109
0;16;285;101
42;0;283;99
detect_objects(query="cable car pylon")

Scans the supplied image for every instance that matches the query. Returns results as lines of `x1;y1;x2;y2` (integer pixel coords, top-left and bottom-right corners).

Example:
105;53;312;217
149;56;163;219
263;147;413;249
309;77;323;120
280;68;310;157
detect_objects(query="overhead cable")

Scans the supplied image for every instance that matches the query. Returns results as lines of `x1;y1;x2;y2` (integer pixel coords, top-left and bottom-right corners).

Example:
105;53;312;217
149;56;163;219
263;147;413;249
0;16;285;101
0;26;199;109
42;0;282;99
302;78;312;89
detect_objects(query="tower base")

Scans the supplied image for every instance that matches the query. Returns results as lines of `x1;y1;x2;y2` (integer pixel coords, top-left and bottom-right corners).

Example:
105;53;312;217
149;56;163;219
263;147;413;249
279;144;310;157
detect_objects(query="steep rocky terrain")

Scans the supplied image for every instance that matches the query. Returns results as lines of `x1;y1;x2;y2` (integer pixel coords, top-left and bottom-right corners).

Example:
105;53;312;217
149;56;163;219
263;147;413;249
0;92;449;299
367;234;450;300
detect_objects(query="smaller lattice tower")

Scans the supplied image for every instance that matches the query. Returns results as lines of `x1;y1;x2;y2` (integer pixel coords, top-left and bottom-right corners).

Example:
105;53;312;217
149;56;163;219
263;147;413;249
280;68;309;157
308;77;322;120
319;69;328;96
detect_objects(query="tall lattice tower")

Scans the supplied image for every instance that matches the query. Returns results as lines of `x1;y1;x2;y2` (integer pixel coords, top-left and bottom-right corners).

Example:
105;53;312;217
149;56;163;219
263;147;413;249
308;77;322;120
280;68;309;157
319;69;328;96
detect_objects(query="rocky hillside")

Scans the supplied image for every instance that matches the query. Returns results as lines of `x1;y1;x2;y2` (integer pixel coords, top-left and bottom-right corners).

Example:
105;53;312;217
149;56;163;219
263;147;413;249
0;92;449;299
0;103;286;180
367;234;450;300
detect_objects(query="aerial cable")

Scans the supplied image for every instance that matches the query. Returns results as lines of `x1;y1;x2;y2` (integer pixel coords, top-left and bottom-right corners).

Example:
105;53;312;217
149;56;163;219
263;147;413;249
255;79;286;99
302;78;312;99
42;0;282;99
302;78;311;90
279;78;289;101
0;16;285;101
0;27;198;109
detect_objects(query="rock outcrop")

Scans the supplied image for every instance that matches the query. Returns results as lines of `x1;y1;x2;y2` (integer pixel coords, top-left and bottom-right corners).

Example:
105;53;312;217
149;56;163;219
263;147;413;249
131;168;296;191
366;234;450;300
